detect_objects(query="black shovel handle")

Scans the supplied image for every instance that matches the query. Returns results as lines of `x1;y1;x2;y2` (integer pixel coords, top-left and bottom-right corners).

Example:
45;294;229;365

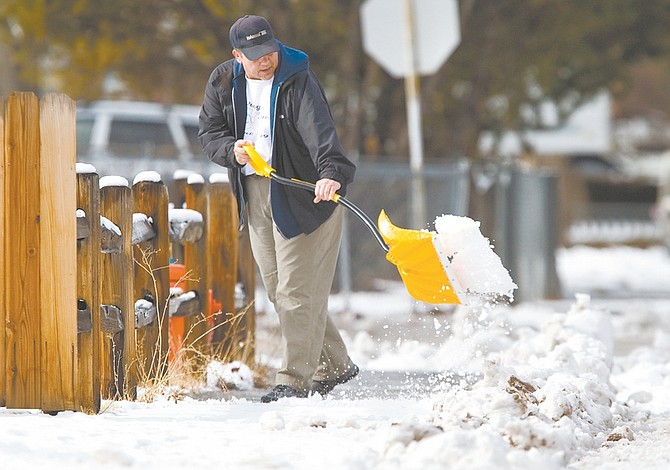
269;173;389;253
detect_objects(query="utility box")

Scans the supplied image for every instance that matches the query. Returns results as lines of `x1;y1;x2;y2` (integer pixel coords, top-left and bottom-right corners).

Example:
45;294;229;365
494;166;561;302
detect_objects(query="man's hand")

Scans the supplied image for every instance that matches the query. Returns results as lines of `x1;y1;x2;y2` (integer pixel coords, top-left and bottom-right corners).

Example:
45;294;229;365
314;178;341;203
233;139;254;166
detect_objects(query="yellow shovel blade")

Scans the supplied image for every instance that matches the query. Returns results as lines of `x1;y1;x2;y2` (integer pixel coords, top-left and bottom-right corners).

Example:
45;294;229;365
378;210;462;304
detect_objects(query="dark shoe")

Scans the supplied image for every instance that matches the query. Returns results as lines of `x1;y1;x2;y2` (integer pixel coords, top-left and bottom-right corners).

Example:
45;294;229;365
260;385;308;403
312;364;360;396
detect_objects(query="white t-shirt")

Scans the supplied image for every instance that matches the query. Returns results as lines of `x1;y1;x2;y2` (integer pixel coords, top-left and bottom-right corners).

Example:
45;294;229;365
242;76;274;175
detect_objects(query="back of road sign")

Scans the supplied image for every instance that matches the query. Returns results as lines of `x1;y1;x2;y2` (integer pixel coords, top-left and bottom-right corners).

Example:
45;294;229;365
360;0;461;78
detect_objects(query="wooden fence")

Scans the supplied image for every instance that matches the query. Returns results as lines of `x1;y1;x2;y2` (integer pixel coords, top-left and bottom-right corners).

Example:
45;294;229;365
1;92;254;414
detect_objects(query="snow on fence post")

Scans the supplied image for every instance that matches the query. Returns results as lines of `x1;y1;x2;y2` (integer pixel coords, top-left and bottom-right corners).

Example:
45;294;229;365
183;174;210;351
76;165;102;414
99;177;137;399
132;174;170;379
206;174;239;348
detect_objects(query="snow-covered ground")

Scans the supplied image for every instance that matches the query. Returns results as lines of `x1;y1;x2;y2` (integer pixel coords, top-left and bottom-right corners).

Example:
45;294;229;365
2;244;670;469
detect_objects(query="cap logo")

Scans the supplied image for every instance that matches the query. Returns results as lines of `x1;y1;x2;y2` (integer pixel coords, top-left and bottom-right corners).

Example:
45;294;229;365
246;30;268;41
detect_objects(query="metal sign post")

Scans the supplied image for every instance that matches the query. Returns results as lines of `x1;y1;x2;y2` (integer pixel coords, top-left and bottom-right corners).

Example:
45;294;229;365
361;0;461;229
402;0;427;229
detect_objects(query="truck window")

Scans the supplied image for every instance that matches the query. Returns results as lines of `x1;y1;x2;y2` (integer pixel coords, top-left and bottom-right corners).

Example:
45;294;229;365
108;120;176;159
76;117;94;155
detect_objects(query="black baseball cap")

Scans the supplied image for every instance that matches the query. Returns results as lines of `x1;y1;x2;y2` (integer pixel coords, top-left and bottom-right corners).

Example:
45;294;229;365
229;15;281;60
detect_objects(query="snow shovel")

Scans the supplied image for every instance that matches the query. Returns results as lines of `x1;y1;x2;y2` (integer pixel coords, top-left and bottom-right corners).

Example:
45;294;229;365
243;144;464;304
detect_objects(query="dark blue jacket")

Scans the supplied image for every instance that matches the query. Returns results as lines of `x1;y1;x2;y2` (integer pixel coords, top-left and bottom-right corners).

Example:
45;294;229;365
198;42;356;237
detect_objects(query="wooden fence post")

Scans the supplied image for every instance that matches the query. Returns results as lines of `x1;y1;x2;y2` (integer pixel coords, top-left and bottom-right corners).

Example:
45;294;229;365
2;92;77;412
0;95;5;407
3;92;42;409
132;173;170;380
183;175;209;351
39;93;77;413
170;169;195;209
0;95;251;410
76;165;101;414
99;177;136;399
206;174;239;350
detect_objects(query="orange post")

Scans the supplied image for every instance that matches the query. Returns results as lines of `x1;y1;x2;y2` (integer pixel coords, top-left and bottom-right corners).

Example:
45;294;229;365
168;263;186;361
183;179;209;351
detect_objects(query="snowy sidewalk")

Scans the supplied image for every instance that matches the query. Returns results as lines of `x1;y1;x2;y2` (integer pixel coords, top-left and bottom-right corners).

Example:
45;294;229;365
223;369;479;402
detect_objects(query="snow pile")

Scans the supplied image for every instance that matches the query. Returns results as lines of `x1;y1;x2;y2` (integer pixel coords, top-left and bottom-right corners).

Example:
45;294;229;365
209;172;230;184
206;360;254;391
351;302;514;375
168;207;203;243
2;247;670;469
381;295;636;468
99;215;121;237
434;214;517;299
557;245;670;296
99;175;129;188
76;162;97;174
187;173;205;185
132;170;162;185
610;309;670;414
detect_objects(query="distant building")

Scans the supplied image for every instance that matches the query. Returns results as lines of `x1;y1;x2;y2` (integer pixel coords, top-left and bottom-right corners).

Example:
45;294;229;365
479;91;612;157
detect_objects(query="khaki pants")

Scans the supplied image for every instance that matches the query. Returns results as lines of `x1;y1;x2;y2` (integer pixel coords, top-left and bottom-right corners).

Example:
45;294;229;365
244;175;353;392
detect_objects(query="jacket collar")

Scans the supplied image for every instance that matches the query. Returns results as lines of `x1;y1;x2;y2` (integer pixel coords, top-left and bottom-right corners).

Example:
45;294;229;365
232;41;309;85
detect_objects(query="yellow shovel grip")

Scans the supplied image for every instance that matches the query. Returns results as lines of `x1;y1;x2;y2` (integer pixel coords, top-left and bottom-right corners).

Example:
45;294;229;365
242;144;275;177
